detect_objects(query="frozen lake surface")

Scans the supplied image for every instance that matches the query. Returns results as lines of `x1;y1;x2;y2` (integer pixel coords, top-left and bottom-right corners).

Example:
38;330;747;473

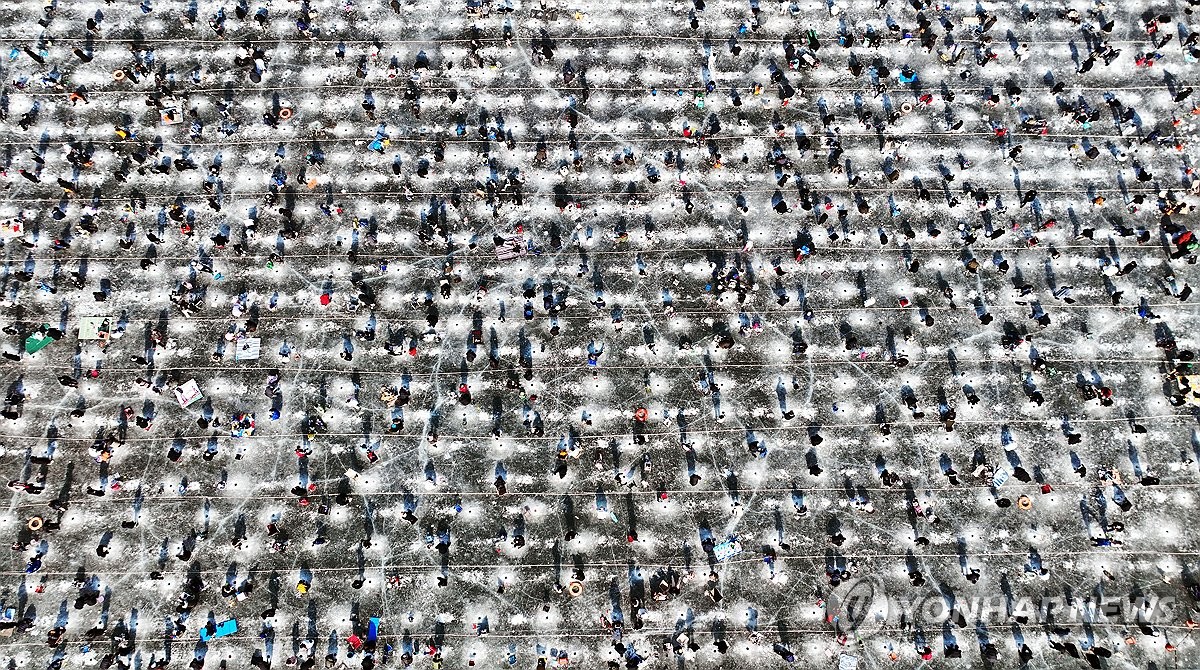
2;0;1200;668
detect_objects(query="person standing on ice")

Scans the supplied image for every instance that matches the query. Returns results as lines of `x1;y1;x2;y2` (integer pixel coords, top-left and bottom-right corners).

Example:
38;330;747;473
586;341;603;377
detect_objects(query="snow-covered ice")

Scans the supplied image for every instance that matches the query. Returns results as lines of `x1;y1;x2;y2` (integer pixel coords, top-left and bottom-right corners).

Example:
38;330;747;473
2;0;1200;668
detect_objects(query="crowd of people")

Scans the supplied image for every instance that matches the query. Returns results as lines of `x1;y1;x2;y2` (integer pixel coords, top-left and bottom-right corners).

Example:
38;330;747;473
2;0;1200;668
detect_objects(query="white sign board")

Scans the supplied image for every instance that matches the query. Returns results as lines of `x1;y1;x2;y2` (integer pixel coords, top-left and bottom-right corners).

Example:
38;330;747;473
78;317;111;340
160;99;184;125
174;379;203;408
234;337;261;361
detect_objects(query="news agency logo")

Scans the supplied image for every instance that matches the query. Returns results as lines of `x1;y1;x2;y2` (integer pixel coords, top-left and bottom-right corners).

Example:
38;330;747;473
826;578;1178;637
825;576;890;638
907;593;1179;629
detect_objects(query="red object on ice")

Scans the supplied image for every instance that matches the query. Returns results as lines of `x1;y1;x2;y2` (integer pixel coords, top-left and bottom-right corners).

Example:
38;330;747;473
319;294;332;306
348;634;363;651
